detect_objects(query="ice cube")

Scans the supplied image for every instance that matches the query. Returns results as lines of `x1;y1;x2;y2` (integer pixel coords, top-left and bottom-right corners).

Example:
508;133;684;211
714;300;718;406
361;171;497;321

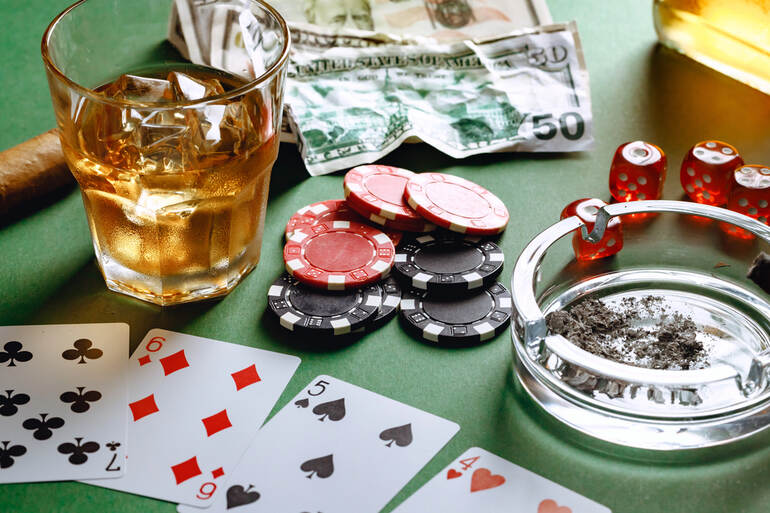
167;72;225;101
99;74;175;103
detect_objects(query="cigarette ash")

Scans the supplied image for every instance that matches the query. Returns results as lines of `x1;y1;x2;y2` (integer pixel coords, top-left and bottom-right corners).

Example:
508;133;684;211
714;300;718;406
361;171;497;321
546;296;711;371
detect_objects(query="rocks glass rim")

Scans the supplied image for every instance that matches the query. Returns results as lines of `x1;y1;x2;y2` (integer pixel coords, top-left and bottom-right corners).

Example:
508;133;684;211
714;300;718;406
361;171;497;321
41;0;291;109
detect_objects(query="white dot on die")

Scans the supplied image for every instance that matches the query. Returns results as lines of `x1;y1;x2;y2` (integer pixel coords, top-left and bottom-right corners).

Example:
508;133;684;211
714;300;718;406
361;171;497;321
706;142;717;148
638;177;647;185
695;149;705;157
606;238;616;247
703;191;711;199
739;198;749;207
749;207;759;215
703;174;711;183
760;200;768;208
618;173;628;181
760;217;768;224
722;147;733;154
686;184;695;193
687;167;695;176
638;193;646;200
628;183;637;191
695;179;703;187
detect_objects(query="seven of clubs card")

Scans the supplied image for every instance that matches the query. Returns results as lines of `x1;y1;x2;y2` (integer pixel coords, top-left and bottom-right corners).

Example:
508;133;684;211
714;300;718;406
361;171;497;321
393;447;611;513
178;375;459;513
0;323;129;483
83;329;300;508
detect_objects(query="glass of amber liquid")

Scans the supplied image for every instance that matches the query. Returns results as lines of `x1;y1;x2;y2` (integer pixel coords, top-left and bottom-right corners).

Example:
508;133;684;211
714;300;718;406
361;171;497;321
42;0;289;305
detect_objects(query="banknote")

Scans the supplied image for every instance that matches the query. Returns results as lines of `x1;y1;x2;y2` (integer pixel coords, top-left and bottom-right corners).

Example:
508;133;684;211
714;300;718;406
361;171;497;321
272;0;552;42
286;22;593;175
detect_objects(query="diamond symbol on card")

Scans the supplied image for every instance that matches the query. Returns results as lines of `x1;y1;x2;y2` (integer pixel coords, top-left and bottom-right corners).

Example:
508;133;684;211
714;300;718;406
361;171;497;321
159;349;189;376
138;355;151;366
171;456;202;484
231;364;261;391
129;394;159;421
201;409;233;437
212;467;225;479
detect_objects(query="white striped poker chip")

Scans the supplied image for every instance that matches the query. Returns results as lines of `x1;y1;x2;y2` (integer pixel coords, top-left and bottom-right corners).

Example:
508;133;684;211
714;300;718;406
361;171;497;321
393;231;503;295
404;173;509;235
399;281;512;344
352;276;402;333
283;220;395;290
345;192;436;233
343;165;425;224
285;199;364;240
267;273;381;336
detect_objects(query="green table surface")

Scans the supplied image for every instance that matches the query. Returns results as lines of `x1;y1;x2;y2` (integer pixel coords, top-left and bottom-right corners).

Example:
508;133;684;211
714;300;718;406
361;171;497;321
3;1;770;512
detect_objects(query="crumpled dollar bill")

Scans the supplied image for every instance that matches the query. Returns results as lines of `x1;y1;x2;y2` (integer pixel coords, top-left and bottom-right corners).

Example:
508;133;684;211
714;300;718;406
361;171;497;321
168;1;593;175
287;22;593;175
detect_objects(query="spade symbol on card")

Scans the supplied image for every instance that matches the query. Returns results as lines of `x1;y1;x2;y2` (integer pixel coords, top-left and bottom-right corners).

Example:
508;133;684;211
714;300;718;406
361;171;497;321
62;339;103;365
379;423;413;448
295;398;309;408
312;398;345;422
0;390;30;417
22;413;65;440
0;441;27;469
0;341;32;367
226;484;260;509
300;454;334;479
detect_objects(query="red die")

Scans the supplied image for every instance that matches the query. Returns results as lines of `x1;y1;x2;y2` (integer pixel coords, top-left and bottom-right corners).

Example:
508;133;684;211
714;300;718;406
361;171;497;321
561;198;623;261
722;165;770;239
609;141;667;202
680;140;743;205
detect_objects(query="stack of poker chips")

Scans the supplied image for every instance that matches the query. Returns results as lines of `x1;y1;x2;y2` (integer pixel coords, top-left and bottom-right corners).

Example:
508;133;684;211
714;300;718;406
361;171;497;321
267;165;513;345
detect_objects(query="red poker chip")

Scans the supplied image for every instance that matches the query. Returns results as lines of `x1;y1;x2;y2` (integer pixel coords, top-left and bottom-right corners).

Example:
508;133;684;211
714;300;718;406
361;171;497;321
345;193;436;233
404;173;509;235
343;165;424;224
283;220;395;290
285;199;363;239
382;228;402;247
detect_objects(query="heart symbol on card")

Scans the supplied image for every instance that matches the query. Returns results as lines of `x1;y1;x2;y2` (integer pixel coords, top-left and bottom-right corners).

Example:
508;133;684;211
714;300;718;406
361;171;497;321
226;484;259;509
447;469;462;479
538;499;572;513
470;468;505;492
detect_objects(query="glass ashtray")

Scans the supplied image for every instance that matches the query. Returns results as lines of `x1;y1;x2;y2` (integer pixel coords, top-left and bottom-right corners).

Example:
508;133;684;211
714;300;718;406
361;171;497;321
511;200;770;450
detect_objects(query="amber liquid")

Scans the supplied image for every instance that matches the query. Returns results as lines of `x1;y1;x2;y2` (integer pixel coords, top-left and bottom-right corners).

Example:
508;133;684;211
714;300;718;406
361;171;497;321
59;64;279;305
654;0;770;94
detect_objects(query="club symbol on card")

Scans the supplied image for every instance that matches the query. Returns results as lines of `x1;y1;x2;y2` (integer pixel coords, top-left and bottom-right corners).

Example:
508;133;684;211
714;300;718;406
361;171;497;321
226;484;260;509
57;437;100;465
312;398;345;422
470;468;505;493
300;454;334;479
446;469;462;479
0;441;27;469
106;441;121;452
0;341;32;367
62;339;103;365
294;398;309;408
379;423;413;448
0;390;30;417
538;499;572;513
60;387;102;413
22;413;65;440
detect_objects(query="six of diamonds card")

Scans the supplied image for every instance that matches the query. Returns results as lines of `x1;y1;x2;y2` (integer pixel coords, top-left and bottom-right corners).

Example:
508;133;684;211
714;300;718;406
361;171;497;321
393;447;611;513
0;323;129;483
84;329;300;507
178;375;460;513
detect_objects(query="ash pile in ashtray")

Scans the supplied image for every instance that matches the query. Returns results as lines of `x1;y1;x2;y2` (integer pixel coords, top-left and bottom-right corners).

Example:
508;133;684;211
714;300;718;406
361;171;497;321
546;296;710;370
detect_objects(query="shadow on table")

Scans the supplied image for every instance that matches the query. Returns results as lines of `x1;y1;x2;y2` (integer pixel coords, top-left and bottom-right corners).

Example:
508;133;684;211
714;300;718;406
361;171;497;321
24;259;217;354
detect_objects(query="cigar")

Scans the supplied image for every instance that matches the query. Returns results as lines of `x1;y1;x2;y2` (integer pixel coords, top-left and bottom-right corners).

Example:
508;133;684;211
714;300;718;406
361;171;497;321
0;129;75;217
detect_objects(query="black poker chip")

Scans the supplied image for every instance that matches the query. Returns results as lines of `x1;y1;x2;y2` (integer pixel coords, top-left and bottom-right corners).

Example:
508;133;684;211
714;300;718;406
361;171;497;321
393;231;504;295
354;276;402;332
267;274;381;336
399;281;512;344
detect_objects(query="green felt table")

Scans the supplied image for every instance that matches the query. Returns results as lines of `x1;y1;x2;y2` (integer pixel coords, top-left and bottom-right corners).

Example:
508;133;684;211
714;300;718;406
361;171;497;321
2;1;770;512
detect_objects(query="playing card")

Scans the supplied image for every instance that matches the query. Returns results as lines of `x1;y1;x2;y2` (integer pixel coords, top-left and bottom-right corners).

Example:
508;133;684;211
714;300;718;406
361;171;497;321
392;447;611;513
83;329;300;508
0;323;129;483
177;375;460;513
